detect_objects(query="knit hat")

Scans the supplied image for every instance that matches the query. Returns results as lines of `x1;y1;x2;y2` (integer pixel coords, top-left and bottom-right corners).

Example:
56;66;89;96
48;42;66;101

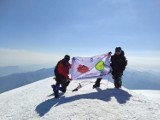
64;55;70;61
115;47;122;52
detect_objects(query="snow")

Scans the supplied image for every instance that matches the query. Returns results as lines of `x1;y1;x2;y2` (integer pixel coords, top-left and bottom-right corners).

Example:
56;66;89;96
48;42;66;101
132;90;160;103
0;77;160;120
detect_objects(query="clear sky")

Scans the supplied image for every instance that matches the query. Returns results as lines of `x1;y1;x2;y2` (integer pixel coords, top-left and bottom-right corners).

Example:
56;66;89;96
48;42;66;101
0;0;160;71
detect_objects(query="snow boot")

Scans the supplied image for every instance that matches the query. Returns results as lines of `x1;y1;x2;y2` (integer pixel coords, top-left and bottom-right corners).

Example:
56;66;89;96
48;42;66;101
114;77;122;89
52;85;59;98
59;87;66;93
93;83;100;88
93;78;102;88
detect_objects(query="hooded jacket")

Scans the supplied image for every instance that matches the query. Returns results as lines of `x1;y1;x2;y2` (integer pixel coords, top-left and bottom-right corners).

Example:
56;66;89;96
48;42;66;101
54;59;71;79
110;50;127;72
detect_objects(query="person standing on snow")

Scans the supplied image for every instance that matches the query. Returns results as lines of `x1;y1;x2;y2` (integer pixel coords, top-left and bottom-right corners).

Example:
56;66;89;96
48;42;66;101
93;47;127;88
51;55;72;98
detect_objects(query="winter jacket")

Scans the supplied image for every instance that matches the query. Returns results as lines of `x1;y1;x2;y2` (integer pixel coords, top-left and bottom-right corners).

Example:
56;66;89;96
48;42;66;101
54;59;71;79
110;50;127;73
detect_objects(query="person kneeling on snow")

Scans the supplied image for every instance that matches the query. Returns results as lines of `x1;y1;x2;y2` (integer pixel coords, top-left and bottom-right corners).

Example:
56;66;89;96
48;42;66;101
93;47;127;88
51;55;72;98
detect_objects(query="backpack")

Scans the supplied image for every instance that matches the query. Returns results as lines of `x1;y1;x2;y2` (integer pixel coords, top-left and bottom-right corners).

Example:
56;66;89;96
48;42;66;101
54;60;61;75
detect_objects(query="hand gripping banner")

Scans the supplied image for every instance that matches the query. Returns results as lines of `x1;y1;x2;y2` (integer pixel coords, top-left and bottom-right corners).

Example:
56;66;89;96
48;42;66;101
71;52;112;80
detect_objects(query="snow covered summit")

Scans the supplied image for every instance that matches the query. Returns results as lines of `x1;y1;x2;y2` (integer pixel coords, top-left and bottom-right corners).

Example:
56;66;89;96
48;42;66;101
0;77;160;120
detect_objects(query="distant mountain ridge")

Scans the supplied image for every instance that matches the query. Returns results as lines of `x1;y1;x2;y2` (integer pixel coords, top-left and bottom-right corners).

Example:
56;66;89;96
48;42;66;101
123;69;160;90
0;67;54;93
0;67;160;94
0;66;24;77
0;65;53;77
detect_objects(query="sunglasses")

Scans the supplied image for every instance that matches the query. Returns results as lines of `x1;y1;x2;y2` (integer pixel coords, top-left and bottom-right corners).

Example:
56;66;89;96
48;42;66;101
116;51;121;53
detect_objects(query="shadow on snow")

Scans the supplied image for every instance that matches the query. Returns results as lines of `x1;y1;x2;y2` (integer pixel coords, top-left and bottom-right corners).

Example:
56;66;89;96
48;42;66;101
35;88;132;117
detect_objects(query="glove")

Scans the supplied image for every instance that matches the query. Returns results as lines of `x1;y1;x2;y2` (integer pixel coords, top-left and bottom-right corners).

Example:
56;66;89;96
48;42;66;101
68;78;72;81
65;78;72;83
108;52;112;55
53;77;57;81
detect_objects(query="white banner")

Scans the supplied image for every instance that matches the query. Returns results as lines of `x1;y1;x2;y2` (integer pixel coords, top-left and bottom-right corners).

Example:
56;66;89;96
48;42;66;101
71;53;112;80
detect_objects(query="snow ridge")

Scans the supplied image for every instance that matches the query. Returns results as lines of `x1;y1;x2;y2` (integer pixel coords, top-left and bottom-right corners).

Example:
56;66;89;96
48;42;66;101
0;77;160;120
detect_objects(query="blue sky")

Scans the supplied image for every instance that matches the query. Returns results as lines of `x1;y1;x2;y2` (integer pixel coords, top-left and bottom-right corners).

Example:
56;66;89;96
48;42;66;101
0;0;160;71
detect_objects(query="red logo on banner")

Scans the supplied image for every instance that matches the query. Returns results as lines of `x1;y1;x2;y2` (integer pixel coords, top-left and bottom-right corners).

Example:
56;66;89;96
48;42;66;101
77;64;89;73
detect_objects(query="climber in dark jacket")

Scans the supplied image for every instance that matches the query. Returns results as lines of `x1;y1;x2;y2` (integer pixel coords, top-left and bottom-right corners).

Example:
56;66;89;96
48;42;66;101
110;47;127;88
93;47;127;88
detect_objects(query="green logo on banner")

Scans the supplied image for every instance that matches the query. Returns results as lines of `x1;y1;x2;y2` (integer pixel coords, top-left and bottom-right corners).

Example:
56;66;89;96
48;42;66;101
95;61;105;71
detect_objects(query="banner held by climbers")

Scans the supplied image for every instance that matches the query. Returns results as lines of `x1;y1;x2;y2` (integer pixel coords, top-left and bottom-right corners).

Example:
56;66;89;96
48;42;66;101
71;52;112;80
